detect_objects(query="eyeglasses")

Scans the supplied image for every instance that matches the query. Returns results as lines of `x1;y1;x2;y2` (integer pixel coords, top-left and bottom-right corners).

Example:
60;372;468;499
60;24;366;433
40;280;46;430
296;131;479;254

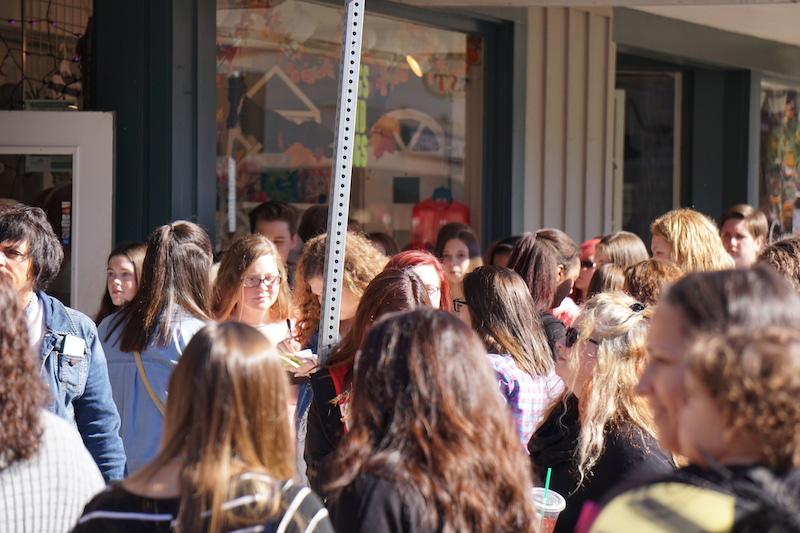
0;245;29;264
564;327;600;348
581;260;595;269
453;298;468;312
242;274;282;288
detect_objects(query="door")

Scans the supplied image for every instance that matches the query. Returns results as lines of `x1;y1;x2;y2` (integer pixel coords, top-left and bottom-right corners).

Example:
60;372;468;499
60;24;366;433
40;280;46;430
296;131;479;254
0;111;114;316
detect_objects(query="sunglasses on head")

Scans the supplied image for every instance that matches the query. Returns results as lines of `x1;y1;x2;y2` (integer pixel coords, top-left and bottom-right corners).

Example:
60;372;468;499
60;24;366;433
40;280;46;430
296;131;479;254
564;327;600;348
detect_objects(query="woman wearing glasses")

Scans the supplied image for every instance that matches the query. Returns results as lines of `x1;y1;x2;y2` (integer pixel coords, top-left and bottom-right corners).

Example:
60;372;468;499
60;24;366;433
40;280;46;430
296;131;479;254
384;249;451;311
529;292;673;533
213;234;294;351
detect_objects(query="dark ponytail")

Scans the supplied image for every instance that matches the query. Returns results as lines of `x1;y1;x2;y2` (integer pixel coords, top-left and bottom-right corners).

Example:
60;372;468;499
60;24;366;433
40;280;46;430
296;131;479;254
108;221;212;352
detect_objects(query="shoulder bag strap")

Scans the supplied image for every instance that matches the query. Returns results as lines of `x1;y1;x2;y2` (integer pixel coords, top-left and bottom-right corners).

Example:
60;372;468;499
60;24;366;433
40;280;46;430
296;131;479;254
133;351;166;416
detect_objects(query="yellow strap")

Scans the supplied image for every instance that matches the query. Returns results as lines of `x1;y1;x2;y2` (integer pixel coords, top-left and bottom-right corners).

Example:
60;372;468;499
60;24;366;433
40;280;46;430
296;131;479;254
133;351;166;416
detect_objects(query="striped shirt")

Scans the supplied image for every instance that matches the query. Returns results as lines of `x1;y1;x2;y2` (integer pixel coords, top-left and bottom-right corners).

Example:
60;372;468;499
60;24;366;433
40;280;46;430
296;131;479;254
0;410;105;533
72;478;333;533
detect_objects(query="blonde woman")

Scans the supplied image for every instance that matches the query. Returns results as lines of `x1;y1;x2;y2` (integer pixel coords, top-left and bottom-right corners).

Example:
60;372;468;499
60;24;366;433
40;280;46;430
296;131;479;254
74;322;334;533
650;208;734;272
529;292;673;533
213;234;293;350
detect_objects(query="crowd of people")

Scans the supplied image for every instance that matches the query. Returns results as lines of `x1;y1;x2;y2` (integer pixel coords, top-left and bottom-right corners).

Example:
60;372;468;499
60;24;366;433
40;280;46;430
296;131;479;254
1;199;800;532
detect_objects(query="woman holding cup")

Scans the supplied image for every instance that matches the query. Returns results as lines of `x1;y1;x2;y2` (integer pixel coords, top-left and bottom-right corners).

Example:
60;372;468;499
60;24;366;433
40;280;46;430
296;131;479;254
530;292;673;533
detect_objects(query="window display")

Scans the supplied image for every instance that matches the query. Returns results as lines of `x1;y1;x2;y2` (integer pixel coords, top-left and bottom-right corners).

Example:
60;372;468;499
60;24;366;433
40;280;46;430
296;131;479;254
216;0;483;251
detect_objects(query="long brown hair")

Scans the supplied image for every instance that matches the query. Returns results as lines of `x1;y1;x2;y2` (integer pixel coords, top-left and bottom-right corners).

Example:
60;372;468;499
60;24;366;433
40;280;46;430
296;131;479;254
293;232;386;347
462;266;552;376
212;234;290;321
326;269;430;376
327;309;537;532
0;282;48;467
108;222;212;353
508;232;556;311
136;322;294;533
95;242;146;325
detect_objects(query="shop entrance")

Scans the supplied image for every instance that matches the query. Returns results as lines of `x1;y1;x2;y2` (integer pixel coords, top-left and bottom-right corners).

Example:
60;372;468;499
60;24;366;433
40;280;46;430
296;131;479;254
0;111;114;315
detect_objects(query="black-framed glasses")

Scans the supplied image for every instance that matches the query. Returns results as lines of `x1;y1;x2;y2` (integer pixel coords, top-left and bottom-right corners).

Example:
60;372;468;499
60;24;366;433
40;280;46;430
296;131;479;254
242;274;282;288
580;260;595;269
453;298;468;313
564;327;600;348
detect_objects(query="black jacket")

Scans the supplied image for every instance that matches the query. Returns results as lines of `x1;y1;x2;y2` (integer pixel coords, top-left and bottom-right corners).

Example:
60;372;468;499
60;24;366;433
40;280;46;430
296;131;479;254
304;367;344;498
540;311;566;361
529;396;674;533
328;473;437;533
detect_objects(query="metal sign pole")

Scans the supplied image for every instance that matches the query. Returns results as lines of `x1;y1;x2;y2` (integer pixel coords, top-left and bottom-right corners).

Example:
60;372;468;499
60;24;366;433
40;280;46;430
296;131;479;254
318;0;366;363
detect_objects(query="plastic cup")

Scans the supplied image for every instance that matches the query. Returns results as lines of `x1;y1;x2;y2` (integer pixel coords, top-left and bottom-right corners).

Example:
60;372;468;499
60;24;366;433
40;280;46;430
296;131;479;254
531;487;566;533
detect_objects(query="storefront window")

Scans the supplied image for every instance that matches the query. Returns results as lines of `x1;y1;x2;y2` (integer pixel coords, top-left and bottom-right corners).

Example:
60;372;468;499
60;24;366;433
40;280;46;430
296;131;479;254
759;82;800;237
216;0;482;251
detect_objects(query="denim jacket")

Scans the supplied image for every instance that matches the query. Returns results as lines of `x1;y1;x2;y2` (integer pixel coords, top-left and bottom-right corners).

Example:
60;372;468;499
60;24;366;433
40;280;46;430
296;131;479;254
38;291;126;482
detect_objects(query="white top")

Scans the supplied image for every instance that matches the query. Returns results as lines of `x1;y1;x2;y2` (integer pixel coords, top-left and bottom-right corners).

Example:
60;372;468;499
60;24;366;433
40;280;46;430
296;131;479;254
0;410;105;533
25;293;46;357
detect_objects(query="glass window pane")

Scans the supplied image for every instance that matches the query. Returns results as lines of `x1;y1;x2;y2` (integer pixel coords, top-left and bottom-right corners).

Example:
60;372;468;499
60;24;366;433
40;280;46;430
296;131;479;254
215;0;481;252
616;72;679;241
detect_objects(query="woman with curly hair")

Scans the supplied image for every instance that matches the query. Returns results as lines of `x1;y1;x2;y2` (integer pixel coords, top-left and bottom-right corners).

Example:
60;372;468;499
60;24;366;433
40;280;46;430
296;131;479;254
0;283;105;532
592;328;800;532
758;235;800;292
293;232;386;350
305;269;430;496
650;208;734;272
590;267;800;533
623;258;683;307
530;292;673;533
327;308;538;533
292;232;386;482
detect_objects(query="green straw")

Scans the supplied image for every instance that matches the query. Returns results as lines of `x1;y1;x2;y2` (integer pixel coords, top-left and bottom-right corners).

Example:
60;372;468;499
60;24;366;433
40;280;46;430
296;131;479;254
541;467;552;521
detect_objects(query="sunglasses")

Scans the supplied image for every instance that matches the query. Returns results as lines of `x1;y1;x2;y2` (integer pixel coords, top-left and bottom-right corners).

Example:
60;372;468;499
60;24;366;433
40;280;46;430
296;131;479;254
453;298;468;313
564;327;600;348
581;260;596;269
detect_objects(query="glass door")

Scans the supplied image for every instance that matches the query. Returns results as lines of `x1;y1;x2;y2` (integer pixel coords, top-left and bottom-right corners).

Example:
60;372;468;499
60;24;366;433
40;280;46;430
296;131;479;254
0;111;114;316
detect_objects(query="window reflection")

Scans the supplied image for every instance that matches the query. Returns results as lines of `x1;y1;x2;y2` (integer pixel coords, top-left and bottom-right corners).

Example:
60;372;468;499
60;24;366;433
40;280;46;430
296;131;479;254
216;0;481;250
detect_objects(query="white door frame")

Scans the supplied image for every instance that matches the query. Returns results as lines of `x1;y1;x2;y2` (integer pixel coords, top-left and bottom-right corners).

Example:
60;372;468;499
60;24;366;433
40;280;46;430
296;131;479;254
0;111;114;316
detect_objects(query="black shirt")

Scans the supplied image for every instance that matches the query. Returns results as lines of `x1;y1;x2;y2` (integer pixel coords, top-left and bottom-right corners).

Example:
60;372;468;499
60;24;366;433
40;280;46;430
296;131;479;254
328;473;436;533
529;396;674;533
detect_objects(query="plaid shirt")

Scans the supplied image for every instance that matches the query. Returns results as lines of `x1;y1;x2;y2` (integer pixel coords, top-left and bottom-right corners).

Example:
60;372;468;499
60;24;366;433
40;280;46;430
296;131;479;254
486;353;564;448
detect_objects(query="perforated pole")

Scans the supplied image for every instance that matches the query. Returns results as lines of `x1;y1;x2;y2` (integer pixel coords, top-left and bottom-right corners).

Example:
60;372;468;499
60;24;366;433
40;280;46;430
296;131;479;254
318;0;365;363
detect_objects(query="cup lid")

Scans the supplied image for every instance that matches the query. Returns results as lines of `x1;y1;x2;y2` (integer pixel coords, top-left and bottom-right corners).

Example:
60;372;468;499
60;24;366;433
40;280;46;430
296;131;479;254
531;487;566;513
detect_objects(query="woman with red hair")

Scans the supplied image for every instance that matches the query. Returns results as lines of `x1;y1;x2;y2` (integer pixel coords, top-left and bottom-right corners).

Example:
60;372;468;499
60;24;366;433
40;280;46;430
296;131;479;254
385;250;452;311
